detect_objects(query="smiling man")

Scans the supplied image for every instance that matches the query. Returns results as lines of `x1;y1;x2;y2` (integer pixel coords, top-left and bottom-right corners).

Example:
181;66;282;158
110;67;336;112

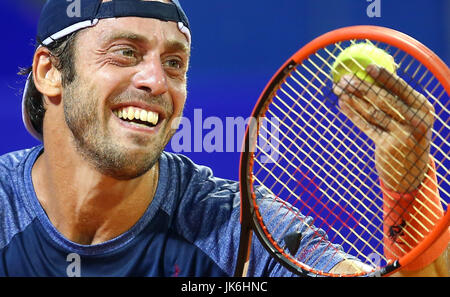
0;0;447;277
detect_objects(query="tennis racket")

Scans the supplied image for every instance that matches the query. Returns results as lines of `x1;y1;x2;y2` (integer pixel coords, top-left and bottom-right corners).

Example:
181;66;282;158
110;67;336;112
235;25;450;277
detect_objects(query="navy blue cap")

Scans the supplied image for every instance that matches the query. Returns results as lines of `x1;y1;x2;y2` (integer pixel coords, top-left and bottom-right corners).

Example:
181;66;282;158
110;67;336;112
23;0;191;141
37;0;190;46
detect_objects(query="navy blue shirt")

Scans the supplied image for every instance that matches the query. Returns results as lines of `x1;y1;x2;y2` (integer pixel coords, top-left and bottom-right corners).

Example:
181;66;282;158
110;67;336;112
0;146;345;276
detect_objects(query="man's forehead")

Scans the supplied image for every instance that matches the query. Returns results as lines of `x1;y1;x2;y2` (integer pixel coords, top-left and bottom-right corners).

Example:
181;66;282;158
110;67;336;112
99;0;190;44
78;0;191;47
87;17;190;52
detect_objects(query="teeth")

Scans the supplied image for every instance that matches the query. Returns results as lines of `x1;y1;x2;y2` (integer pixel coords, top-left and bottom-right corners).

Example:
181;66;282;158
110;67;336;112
148;112;155;124
115;107;159;126
140;110;147;122
127;108;135;120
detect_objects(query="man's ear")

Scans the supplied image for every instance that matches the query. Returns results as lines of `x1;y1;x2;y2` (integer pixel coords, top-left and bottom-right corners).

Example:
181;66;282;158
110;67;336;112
32;47;62;101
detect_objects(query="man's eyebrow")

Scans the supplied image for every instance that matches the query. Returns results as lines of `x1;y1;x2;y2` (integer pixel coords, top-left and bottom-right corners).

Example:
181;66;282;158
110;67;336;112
164;40;190;55
101;31;190;55
102;31;148;44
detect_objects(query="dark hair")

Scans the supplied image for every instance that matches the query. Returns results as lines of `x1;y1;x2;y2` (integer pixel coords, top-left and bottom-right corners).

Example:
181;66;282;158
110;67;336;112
18;32;79;136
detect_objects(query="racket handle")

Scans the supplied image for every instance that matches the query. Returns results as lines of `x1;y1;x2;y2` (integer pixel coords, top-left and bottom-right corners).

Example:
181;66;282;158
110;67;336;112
381;158;449;271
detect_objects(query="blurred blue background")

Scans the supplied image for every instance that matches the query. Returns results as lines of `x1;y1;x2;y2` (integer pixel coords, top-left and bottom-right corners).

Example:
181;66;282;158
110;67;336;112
1;0;449;181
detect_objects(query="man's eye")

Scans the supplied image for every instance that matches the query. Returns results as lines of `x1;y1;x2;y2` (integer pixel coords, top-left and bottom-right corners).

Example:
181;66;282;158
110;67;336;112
164;59;182;69
118;49;136;58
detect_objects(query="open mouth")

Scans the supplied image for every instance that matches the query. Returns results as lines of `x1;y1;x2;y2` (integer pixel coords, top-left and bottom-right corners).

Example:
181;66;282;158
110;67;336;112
113;106;160;129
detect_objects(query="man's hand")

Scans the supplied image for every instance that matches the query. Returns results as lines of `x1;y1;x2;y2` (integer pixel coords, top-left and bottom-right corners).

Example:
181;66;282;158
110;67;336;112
333;65;435;193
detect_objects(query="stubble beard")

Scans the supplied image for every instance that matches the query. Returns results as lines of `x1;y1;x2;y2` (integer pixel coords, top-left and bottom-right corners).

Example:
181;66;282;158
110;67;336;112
62;78;175;180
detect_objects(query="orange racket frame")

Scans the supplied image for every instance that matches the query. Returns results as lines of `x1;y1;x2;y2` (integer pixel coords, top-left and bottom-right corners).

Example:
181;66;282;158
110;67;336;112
235;25;450;277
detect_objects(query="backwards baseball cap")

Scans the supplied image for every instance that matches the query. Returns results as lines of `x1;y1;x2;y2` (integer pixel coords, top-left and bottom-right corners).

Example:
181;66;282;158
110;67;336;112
22;0;190;141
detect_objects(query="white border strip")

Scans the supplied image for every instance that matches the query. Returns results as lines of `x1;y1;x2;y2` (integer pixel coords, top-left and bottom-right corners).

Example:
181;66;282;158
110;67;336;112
41;19;99;46
42;19;191;46
178;22;191;44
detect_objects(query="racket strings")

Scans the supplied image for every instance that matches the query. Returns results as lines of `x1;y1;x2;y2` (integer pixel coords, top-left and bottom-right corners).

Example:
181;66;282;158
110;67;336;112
257;67;380;190
261;73;384;221
253;173;344;265
256;75;396;259
330;78;442;248
253;47;341;193
263;68;392;213
253;131;391;266
257;121;382;243
264;88;432;250
250;39;449;274
262;106;383;229
254;92;394;261
338;83;433;192
327;43;433;185
306;45;448;215
372;57;450;234
253;139;388;263
267;105;380;213
258;92;404;260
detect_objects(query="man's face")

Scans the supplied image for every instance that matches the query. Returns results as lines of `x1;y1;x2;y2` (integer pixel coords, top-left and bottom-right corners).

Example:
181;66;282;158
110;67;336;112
62;16;190;179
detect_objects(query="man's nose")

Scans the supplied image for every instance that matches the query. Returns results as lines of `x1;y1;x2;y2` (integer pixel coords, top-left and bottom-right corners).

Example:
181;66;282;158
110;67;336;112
132;56;168;96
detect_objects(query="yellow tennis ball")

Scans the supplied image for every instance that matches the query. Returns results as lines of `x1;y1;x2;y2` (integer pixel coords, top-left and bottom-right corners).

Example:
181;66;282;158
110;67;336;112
331;43;396;84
